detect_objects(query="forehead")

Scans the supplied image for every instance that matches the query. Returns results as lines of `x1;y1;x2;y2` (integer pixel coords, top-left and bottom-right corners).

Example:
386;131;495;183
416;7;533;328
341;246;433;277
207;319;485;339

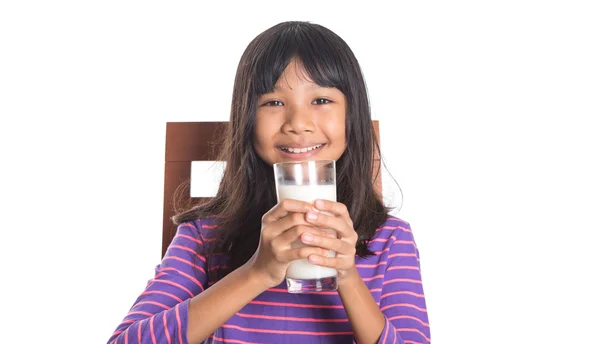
272;60;322;92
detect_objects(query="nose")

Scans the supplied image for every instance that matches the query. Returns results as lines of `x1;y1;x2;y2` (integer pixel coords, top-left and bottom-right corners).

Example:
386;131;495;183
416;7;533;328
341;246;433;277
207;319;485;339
282;104;315;134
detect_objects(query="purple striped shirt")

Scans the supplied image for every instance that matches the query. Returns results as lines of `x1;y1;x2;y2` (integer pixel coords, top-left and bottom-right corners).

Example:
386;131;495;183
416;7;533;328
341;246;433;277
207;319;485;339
108;217;430;343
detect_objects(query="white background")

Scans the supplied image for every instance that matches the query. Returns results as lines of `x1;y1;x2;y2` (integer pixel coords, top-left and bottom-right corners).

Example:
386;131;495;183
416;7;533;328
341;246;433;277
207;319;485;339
1;1;599;343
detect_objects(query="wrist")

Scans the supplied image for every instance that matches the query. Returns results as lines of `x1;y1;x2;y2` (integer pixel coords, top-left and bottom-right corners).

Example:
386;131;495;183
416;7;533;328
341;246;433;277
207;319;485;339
337;267;362;292
241;261;272;292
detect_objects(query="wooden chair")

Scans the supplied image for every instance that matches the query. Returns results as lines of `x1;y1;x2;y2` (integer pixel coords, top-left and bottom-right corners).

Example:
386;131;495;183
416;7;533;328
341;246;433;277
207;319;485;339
162;121;381;257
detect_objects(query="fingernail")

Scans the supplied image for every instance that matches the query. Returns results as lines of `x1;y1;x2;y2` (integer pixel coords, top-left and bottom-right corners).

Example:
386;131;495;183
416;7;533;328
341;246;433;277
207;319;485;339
326;232;336;238
311;206;320;214
309;255;319;263
315;200;325;209
306;212;318;221
302;233;314;242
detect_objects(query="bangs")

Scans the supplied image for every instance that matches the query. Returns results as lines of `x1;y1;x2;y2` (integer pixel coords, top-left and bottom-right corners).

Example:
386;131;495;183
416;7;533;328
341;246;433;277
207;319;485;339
251;22;348;95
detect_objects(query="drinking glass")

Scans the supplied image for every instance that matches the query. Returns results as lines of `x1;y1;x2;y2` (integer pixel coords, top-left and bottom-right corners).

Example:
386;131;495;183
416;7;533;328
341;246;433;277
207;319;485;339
273;160;338;293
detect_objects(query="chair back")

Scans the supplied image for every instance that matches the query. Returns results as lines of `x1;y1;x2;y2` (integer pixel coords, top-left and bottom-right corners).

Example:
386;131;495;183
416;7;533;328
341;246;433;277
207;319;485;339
162;121;381;257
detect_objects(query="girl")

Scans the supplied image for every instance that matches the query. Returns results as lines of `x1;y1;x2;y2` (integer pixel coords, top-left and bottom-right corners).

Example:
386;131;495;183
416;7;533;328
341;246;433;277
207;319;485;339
109;21;430;344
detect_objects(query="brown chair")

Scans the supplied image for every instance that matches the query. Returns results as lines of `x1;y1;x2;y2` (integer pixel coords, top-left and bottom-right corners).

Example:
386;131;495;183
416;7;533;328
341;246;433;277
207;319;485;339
162;121;381;257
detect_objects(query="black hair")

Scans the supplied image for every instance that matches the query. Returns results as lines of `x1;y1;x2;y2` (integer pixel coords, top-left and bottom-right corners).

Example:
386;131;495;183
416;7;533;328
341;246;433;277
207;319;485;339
174;21;390;282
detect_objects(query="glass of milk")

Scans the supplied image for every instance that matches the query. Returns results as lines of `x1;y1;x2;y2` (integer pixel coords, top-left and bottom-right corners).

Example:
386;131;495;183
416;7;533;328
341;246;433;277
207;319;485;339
273;160;338;293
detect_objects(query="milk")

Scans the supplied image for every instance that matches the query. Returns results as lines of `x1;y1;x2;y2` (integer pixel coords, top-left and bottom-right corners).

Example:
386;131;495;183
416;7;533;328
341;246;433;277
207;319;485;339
276;184;338;280
276;183;336;204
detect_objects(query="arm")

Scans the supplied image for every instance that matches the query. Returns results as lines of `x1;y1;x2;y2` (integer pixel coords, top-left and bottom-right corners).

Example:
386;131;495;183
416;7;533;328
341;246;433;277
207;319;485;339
109;199;327;344
303;202;430;344
376;222;430;344
338;223;430;344
107;221;266;344
107;221;207;344
303;200;385;343
185;262;266;343
186;198;341;343
338;268;386;344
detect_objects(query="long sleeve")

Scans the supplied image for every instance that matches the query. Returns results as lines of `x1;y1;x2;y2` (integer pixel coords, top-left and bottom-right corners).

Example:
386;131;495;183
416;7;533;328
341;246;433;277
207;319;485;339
377;222;430;344
107;221;208;344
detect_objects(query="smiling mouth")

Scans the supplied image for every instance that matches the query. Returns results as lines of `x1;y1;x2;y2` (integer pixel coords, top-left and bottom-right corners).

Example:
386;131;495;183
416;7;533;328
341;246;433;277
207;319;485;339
279;144;325;154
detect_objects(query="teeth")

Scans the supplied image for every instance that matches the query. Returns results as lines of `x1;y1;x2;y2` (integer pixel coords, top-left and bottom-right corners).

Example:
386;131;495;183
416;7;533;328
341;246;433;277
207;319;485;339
282;144;323;154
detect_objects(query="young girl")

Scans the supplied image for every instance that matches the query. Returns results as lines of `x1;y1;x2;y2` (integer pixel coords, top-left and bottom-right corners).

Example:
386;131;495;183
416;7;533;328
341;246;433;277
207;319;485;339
109;21;430;344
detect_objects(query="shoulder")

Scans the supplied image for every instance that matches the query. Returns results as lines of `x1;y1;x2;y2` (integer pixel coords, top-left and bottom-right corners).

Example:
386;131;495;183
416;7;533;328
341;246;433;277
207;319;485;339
176;217;219;244
370;215;416;243
367;216;422;265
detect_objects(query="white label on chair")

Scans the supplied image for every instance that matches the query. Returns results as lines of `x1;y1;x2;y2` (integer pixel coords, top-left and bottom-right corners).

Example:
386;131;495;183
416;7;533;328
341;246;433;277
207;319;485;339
190;161;226;198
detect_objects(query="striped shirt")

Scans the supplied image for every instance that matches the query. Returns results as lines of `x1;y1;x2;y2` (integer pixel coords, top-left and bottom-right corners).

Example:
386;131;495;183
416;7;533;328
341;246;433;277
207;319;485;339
108;216;430;343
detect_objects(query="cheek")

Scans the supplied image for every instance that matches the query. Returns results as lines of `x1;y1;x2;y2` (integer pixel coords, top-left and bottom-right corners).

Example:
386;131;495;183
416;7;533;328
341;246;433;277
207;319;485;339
253;117;277;153
329;114;346;144
252;134;273;165
252;130;268;152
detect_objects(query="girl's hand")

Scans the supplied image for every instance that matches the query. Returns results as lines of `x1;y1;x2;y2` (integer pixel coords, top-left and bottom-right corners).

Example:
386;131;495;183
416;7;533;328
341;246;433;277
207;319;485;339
247;199;331;289
301;199;359;286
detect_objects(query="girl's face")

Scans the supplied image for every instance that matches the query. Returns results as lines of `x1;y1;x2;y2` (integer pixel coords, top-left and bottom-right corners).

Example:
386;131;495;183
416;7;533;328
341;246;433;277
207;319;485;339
253;60;347;165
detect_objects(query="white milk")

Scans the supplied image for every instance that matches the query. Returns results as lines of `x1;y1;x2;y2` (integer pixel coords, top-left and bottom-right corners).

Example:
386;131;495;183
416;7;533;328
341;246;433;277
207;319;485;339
277;184;338;280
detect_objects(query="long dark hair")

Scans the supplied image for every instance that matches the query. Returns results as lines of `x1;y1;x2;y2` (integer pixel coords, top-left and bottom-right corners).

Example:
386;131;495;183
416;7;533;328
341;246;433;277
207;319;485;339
173;21;390;282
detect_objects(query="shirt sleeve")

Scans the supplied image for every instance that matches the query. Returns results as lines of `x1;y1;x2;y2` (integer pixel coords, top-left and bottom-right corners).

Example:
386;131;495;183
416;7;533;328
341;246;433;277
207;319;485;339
377;222;430;344
107;221;208;344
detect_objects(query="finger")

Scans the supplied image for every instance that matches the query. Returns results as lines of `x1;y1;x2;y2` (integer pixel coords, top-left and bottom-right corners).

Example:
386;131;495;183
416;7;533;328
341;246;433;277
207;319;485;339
300;232;356;255
265;212;310;238
282;246;329;263
312;199;348;216
307;254;347;269
272;225;329;248
262;198;312;224
312;199;352;226
305;208;355;239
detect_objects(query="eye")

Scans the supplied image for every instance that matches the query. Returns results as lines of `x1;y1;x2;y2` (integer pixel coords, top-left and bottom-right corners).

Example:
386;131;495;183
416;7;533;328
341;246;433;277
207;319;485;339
263;100;284;106
312;98;332;105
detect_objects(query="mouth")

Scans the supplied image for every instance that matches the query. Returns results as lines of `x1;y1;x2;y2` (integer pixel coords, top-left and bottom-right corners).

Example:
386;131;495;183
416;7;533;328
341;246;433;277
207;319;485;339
278;143;325;154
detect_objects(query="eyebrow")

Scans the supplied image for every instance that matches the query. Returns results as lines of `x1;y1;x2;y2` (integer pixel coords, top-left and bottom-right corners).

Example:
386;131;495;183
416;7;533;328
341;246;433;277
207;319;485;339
273;82;324;92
